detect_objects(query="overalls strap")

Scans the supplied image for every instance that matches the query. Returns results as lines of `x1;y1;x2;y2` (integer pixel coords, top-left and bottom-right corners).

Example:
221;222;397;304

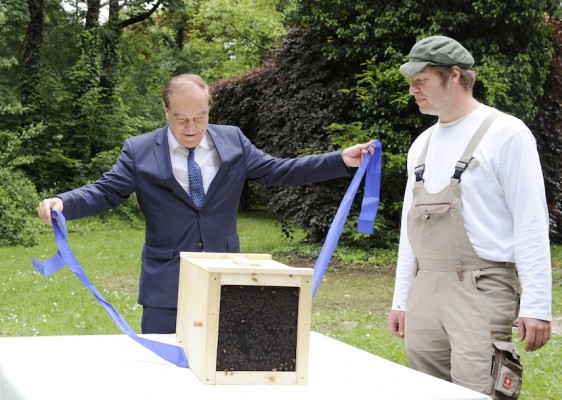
414;111;502;182
453;111;501;180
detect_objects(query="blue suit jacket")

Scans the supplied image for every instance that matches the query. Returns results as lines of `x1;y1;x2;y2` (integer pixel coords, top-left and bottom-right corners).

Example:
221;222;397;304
59;124;350;307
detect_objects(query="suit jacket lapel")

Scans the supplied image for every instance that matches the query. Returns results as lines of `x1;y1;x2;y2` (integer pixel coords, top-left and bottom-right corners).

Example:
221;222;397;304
206;126;233;200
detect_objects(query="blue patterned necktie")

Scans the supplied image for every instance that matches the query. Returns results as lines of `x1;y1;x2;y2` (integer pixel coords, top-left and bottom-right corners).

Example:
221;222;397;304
187;147;205;208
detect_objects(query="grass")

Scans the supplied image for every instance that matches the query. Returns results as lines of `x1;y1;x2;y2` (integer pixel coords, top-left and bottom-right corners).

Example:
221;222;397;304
1;211;560;398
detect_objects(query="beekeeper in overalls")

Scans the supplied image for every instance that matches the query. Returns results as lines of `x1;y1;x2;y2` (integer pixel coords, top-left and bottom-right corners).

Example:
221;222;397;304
387;35;552;399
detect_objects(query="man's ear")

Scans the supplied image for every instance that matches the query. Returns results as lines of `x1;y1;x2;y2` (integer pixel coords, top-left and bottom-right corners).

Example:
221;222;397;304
450;66;462;82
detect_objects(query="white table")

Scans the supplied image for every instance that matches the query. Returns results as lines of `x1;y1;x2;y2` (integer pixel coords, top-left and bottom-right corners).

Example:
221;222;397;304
0;332;490;400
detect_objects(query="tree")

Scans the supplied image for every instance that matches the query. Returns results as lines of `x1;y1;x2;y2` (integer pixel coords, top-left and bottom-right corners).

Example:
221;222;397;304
0;0;289;246
16;0;176;192
17;0;288;192
3;0;560;246
299;0;558;242
210;0;560;246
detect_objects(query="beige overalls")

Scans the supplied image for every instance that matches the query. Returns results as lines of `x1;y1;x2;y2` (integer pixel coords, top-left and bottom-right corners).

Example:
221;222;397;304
404;112;521;395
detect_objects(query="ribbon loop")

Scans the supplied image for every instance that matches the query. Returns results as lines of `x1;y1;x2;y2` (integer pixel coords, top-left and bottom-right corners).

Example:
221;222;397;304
312;140;382;297
33;140;382;360
32;210;189;368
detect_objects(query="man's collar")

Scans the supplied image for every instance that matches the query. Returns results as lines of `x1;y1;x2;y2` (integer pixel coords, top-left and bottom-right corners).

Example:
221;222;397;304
167;127;211;152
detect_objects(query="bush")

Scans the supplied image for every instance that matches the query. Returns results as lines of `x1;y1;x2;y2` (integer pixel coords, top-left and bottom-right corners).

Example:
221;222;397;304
532;17;562;243
0;168;43;247
211;1;561;246
211;29;364;243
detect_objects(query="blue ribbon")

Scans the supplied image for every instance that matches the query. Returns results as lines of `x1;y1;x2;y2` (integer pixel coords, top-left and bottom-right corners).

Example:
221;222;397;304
312;140;382;297
32;210;189;368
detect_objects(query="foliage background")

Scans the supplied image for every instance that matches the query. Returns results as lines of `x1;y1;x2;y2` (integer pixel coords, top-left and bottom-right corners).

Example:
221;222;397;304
210;0;562;244
0;0;561;246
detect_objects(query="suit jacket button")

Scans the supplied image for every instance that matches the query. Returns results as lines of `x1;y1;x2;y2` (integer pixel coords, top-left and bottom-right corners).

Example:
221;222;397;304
198;212;204;218
197;241;203;248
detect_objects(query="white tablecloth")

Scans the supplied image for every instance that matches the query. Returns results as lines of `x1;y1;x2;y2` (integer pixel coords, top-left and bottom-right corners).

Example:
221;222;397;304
0;332;490;400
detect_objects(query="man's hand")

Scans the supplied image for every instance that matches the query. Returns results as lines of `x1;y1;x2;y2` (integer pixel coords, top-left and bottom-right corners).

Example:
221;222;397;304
341;141;375;168
518;317;551;352
37;197;64;224
387;310;406;338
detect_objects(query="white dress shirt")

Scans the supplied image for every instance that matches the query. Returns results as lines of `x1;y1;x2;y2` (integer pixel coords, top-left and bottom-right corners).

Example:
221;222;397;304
392;104;552;321
167;129;220;195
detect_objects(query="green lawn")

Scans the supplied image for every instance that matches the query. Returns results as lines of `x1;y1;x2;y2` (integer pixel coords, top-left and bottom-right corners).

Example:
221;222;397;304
1;212;560;399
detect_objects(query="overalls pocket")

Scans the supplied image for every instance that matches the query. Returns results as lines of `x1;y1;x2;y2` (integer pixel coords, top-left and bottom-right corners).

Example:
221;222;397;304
470;267;521;340
488;341;522;399
408;202;454;259
409;202;451;220
472;268;520;298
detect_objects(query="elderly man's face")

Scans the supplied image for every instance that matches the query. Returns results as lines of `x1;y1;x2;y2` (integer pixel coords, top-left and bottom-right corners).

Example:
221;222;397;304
165;84;210;148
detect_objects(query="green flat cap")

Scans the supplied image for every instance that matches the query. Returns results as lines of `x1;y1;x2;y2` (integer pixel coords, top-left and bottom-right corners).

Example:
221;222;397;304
400;35;474;77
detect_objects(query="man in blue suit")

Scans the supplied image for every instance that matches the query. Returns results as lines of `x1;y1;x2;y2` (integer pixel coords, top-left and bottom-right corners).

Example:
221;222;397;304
37;74;372;334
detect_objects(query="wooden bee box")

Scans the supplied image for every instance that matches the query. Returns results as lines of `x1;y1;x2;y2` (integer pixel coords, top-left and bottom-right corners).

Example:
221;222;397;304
176;252;313;385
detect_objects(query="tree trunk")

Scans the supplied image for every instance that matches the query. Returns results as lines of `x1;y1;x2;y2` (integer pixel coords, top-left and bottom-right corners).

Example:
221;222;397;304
99;0;121;99
85;0;101;29
21;0;44;106
99;0;163;99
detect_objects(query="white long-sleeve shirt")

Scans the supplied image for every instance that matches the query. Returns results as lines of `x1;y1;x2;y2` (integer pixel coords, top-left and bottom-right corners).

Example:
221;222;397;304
391;104;552;321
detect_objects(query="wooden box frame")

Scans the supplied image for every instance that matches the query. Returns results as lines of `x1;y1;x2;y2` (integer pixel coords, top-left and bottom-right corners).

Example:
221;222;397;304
176;252;312;385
